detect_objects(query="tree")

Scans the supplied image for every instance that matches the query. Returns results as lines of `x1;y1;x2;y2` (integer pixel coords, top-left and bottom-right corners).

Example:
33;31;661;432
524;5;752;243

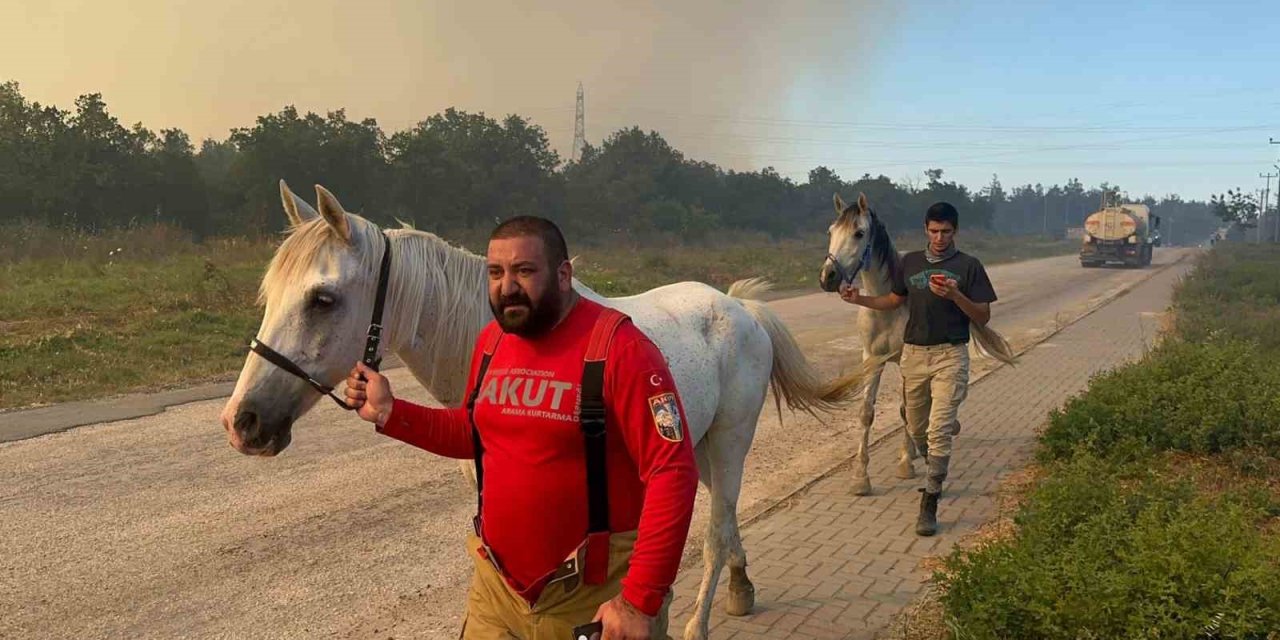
387;109;560;231
722;167;798;238
562;127;690;235
799;166;847;226
228;106;389;233
1211;188;1259;229
915;168;985;229
975;174;1006;233
150;128;208;233
0;81;1237;244
1062;177;1085;228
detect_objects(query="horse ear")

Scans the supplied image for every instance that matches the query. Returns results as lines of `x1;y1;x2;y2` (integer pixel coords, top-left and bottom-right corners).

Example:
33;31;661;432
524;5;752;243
315;184;352;243
280;179;318;226
857;192;870;213
833;193;848;214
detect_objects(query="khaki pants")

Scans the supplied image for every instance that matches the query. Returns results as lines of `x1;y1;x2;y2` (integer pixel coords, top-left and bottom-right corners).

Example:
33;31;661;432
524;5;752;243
901;343;970;491
460;531;672;640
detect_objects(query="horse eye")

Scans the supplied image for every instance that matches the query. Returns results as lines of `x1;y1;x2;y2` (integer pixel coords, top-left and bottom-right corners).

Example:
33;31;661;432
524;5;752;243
310;292;336;309
854;231;865;239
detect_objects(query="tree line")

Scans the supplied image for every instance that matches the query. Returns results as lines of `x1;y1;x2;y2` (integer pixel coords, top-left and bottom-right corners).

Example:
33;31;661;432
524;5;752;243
0;81;1224;245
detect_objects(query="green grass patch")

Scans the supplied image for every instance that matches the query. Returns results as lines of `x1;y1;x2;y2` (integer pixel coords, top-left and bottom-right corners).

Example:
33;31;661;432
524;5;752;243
0;223;1075;410
1039;340;1280;463
573;231;1077;297
1175;244;1280;352
938;452;1280;640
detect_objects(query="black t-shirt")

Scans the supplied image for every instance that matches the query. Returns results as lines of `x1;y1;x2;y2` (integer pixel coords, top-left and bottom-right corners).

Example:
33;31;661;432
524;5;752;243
891;250;997;346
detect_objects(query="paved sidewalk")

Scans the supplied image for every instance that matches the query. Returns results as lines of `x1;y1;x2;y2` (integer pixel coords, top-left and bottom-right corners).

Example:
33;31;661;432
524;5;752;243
668;259;1193;640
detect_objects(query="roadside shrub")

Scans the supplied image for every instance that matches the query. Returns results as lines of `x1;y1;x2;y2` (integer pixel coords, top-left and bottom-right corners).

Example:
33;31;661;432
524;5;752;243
934;246;1280;639
1039;340;1280;462
1176;245;1280;352
938;452;1280;640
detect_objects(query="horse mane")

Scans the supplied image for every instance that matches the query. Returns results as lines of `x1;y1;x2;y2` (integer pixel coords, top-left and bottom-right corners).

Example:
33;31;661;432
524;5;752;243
259;215;487;359
867;210;902;285
257;218;379;308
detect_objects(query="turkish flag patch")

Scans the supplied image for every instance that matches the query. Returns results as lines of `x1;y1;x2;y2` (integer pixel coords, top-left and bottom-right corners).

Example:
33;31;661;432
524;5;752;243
648;392;683;442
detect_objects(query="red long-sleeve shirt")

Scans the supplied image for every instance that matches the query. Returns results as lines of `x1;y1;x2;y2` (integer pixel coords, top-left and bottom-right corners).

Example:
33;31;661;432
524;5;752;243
377;298;698;616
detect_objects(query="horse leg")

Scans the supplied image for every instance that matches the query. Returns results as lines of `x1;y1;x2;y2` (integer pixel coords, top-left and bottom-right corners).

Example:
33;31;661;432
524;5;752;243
717;434;756;618
684;412;759;640
851;364;883;496
457;459;479;492
682;440;716;640
896;392;918;480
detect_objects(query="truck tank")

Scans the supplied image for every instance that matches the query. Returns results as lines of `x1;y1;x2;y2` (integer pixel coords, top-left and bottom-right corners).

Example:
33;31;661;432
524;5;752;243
1080;204;1155;267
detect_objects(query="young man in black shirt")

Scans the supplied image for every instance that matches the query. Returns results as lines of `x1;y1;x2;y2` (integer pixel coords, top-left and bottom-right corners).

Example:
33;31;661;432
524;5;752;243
839;202;997;536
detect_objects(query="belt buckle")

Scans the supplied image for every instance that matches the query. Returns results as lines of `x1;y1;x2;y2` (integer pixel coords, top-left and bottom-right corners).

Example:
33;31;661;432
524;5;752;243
548;544;584;594
478;541;505;574
474;520;508;576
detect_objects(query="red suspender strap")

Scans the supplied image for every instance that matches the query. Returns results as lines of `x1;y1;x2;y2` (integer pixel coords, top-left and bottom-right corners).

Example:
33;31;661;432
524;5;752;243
581;307;629;584
585;308;628;362
469;328;504;535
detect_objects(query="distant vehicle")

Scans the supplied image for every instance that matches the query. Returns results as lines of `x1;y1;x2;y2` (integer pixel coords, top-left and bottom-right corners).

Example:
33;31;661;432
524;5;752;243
1080;203;1161;268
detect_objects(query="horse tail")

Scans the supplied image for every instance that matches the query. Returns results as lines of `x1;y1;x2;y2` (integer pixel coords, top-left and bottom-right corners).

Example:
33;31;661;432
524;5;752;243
970;322;1017;366
727;278;871;421
725;277;774;300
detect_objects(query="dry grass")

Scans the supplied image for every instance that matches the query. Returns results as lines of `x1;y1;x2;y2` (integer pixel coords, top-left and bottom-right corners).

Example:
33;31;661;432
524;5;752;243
0;223;1078;410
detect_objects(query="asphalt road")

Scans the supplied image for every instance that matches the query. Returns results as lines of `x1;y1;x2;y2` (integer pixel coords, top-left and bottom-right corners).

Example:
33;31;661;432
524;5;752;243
0;249;1192;639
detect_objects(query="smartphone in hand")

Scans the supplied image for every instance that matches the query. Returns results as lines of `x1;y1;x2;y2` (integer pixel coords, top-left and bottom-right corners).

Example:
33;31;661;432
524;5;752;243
572;621;603;640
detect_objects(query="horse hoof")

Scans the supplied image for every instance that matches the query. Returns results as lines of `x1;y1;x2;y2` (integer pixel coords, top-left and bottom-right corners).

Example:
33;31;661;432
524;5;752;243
682;620;709;640
725;584;755;617
896;460;917;480
852;475;873;496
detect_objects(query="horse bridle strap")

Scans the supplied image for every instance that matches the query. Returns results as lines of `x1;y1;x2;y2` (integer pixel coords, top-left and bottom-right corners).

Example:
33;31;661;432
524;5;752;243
248;338;351;409
248;232;393;411
827;235;874;286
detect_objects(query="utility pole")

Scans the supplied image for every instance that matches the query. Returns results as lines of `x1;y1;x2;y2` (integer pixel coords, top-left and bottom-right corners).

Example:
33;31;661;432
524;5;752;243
1263;171;1278;244
571;82;586;163
1062;189;1070;230
1041;187;1048;236
1272;133;1280;241
1260;188;1269;243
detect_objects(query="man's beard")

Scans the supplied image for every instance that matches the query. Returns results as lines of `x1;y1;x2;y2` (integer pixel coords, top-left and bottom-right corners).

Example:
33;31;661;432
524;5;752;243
490;287;564;337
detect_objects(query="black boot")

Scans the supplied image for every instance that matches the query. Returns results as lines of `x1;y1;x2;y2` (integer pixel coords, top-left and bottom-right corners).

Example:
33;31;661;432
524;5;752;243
916;488;940;536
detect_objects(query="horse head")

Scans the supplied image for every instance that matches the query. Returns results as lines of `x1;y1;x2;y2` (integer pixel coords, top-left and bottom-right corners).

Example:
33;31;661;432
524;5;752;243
220;181;394;456
820;192;897;292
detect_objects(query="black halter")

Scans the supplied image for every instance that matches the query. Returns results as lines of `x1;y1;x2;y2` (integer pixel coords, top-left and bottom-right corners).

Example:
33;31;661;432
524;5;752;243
825;233;874;287
248;232;393;411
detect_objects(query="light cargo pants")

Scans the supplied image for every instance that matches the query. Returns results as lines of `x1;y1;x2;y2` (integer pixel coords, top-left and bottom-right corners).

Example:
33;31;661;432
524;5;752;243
460;530;673;640
901;343;970;493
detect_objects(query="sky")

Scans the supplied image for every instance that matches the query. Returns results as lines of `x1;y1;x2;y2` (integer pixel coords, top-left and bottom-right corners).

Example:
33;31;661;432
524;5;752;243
3;0;1279;201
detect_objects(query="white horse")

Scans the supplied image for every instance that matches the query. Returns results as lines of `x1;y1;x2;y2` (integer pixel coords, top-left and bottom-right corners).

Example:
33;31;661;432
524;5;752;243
220;181;866;640
818;193;1015;496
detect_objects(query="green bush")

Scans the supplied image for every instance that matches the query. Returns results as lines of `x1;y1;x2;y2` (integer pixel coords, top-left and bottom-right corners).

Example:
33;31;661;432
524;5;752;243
1039;340;1280;462
1176;245;1280;353
1039;245;1280;463
933;245;1280;639
938;453;1280;640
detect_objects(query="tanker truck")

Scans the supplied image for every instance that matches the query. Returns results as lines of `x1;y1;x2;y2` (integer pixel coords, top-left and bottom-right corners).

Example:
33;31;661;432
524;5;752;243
1079;203;1161;268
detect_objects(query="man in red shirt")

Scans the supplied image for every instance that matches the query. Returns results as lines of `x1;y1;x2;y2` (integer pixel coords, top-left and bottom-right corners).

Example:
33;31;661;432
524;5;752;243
344;216;698;639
